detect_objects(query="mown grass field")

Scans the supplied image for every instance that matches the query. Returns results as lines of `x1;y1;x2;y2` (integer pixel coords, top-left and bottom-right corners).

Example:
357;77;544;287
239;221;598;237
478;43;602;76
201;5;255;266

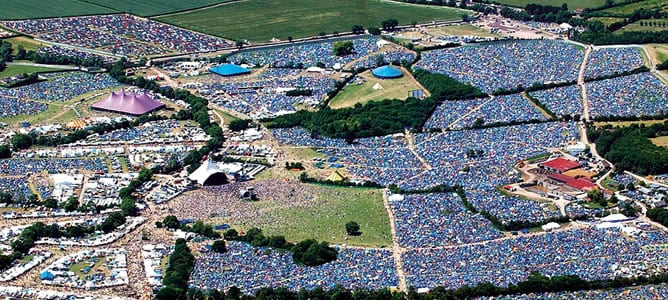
84;0;231;17
258;184;392;247
158;0;470;42
491;0;606;9
600;0;668;16
0;64;68;78
428;24;500;38
0;0;231;19
588;17;625;27
0;1;116;20
3;37;46;54
329;69;423;109
616;20;668;33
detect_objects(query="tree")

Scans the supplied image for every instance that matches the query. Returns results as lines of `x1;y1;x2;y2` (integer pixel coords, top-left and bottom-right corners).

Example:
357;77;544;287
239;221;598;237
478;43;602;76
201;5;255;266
10;134;33;150
164;215;180;229
224;229;239;240
345;221;361;236
351;25;364;34
367;27;381;35
235;40;244;49
211;240;227;253
292;239;338;266
228;119;251;132
0;145;10;159
333;41;355;56
381;19;399;31
42;198;58;209
63;196;79;212
626;182;635;190
447;0;456;7
120;198;137;216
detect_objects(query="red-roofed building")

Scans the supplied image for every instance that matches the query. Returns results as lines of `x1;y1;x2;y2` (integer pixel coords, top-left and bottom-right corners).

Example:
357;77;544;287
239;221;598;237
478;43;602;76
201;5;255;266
541;157;581;173
566;178;597;191
547;173;574;183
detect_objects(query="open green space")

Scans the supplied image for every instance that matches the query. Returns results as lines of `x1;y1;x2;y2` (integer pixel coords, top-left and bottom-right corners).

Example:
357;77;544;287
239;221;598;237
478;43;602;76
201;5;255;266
329;69;423;109
616;20;668;34
3;37;46;54
158;0;469;42
588;17;625;27
83;0;232;17
599;0;668;16
490;0;605;9
70;257;107;280
429;24;501;38
0;0;116;20
0;0;233;19
256;184;392;247
0;64;68;78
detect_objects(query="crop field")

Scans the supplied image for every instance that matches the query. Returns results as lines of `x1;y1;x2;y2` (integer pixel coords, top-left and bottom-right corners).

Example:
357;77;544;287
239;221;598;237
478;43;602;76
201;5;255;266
83;0;232;17
329;69;424;109
0;0;116;20
0;0;231;20
158;0;470;42
599;0;668;16
491;0;606;9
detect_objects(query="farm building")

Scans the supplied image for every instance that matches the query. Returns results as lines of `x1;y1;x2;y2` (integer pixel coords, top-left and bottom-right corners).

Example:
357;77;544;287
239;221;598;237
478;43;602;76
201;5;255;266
540;157;581;173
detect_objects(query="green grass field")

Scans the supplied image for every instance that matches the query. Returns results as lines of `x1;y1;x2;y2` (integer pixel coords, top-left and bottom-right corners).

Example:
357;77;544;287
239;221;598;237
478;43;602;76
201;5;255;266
258;184;392;247
616;20;668;33
588;17;625;27
491;0;606;9
0;64;67;78
600;0;668;16
158;0;470;42
329;69;423;109
0;1;116;20
84;0;231;17
428;24;501;38
3;37;47;54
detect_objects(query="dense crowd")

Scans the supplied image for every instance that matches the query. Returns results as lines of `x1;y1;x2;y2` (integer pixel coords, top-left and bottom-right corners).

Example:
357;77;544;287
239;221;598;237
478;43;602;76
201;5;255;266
587;72;668;118
584;47;645;79
480;283;668;299
228;37;382;68
390;193;503;248
37;46;118;64
528;85;583;117
192;75;335;118
425;94;547;129
402;227;668;290
0;158;107;176
415;40;583;93
0;72;120;102
189;241;398;294
0;95;48;118
3;14;232;57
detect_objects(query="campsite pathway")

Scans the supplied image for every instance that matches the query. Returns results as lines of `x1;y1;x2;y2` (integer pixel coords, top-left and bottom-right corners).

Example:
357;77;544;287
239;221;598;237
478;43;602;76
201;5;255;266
382;189;408;292
578;45;591;121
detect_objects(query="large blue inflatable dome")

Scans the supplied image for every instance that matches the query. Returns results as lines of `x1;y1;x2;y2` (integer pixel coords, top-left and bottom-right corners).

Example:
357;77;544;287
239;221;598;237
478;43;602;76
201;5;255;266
371;65;403;79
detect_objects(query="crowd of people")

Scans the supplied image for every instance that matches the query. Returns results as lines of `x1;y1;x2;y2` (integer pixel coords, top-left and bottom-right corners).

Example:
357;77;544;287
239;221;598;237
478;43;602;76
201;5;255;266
584;47;645;79
587;72;668;118
192;75;336;118
0;72;120;102
2;14;232;57
528;85;583;118
0;158;108;176
189;241;398;294
0;95;48;118
415;40;583;93
228;37;382;68
402;227;668;290
426;94;547;129
390;192;503;248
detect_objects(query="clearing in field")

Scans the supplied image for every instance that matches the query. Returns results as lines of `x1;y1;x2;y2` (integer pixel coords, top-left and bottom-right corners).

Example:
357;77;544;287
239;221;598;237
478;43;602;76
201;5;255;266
599;0;668;16
651;136;668;148
258;184;392;248
3;36;46;54
616;20;668;34
0;64;68;78
595;119;668;128
157;0;469;42
0;0;116;20
489;0;606;9
329;69;424;109
428;24;501;38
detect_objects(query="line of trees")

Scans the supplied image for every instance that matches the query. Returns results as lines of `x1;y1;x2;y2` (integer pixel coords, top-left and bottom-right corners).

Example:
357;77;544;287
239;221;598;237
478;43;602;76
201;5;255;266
155;239;196;300
224;227;338;267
